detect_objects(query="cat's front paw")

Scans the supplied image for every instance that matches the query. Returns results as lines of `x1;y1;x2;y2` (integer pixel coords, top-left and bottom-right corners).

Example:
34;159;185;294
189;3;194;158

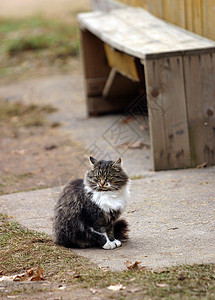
102;239;121;250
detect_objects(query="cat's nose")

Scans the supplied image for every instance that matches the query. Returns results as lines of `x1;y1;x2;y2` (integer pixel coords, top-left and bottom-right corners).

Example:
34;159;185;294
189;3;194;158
100;179;105;187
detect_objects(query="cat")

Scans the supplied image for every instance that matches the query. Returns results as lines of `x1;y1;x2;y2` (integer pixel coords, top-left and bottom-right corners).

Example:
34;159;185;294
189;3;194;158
53;156;130;250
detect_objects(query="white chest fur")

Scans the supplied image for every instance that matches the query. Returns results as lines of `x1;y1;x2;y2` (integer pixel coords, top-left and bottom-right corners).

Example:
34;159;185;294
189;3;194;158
85;184;130;213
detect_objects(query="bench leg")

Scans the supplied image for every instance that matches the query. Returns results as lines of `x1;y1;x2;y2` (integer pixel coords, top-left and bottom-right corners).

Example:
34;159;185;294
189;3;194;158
145;50;215;170
79;28;110;114
145;55;191;171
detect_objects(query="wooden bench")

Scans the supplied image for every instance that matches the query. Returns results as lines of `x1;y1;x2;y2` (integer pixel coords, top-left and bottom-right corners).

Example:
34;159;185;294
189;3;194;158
78;6;215;171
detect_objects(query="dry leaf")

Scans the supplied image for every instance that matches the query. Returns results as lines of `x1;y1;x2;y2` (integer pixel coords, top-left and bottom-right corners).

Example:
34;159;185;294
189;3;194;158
107;284;126;291
196;162;208;168
125;260;144;270
29;267;45;281
156;283;169;288
0;270;3;275
0;275;14;282
13;273;27;282
120;141;150;150
89;288;97;294
100;266;110;272
27;268;34;276
128;287;141;293
12;149;26;156
120;116;133;124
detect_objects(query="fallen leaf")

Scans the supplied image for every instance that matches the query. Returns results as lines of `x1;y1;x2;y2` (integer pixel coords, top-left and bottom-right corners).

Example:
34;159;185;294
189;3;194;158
45;144;57;151
13;273;27;282
0;270;3;275
89;288;97;294
107;284;126;291
128;287;141;293
100;266;110;272
0;275;14;282
178;274;186;281
120;116;133;124
120;141;150;150
27;268;34;276
196;162;208;168
58;285;66;290
125;260;144;270
156;283;169;288
12;149;26;156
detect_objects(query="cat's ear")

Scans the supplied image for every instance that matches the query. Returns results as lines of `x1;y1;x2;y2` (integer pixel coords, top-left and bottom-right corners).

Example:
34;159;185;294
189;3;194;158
113;157;122;167
89;156;98;166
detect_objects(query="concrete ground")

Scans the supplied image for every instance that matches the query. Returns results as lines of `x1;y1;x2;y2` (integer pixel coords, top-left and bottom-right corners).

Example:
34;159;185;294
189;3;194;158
0;166;215;271
0;73;215;271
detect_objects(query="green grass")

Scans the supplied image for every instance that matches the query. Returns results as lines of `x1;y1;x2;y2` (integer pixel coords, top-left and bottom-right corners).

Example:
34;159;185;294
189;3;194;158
0;214;214;299
0;16;79;57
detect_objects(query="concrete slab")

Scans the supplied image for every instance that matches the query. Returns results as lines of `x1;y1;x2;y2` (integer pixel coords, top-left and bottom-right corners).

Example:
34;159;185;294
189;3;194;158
1;166;214;271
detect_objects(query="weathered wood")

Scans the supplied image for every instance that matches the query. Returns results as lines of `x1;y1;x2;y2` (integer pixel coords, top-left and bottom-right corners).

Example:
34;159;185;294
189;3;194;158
88;95;135;115
102;68;118;98
183;51;215;167
202;0;215;41
145;55;191;170
78;7;215;61
86;77;108;97
117;0;215;42
102;69;143;98
90;0;124;11
79;28;110;97
185;0;193;32
104;44;141;81
163;0;186;28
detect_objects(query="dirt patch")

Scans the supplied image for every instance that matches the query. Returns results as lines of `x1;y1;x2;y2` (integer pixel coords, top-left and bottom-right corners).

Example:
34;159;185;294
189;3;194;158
0;99;86;195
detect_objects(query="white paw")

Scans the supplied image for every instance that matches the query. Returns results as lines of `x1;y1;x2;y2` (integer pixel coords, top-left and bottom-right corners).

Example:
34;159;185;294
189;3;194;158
114;239;121;247
102;240;121;250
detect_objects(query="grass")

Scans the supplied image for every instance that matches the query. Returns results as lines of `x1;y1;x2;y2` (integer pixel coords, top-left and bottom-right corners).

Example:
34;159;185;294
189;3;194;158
0;99;58;129
0;15;80;82
1;214;215;299
0;16;79;57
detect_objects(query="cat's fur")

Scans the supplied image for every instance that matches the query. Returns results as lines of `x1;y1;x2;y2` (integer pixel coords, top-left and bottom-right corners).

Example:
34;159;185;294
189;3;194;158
53;157;130;250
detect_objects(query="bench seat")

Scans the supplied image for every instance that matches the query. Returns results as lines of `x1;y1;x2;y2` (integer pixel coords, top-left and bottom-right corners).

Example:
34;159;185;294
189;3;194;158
78;7;215;61
78;7;215;171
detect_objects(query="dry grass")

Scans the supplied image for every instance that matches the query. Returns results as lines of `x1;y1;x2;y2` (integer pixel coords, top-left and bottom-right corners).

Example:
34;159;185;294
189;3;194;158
1;214;215;299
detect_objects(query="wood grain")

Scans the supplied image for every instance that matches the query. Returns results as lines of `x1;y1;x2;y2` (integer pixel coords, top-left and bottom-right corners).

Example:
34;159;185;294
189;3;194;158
79;29;110;97
104;44;140;81
183;51;215;166
145;55;191;170
78;7;215;60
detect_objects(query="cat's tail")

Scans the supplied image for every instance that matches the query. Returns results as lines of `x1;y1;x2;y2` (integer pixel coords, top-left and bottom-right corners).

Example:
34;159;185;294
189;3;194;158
114;219;129;240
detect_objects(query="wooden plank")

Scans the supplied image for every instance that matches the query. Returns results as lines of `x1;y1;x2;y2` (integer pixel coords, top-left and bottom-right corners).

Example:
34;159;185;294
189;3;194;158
151;0;164;19
183;51;215;167
202;0;215;41
104;44;141;81
79;29;110;98
184;0;193;31
102;68;118;98
78;8;215;60
145;55;191;170
88;94;136;115
86;77;108;97
102;69;143;98
163;0;186;28
192;0;202;35
90;0;125;11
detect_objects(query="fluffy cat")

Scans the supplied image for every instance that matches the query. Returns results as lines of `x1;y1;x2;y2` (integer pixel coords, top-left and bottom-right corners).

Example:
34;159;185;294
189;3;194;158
53;157;130;250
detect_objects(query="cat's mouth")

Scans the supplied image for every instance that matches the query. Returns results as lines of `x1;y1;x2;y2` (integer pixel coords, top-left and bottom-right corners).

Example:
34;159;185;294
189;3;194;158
97;187;111;191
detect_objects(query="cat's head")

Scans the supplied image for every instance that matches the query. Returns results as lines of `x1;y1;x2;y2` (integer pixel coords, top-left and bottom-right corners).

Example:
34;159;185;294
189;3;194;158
85;157;129;192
